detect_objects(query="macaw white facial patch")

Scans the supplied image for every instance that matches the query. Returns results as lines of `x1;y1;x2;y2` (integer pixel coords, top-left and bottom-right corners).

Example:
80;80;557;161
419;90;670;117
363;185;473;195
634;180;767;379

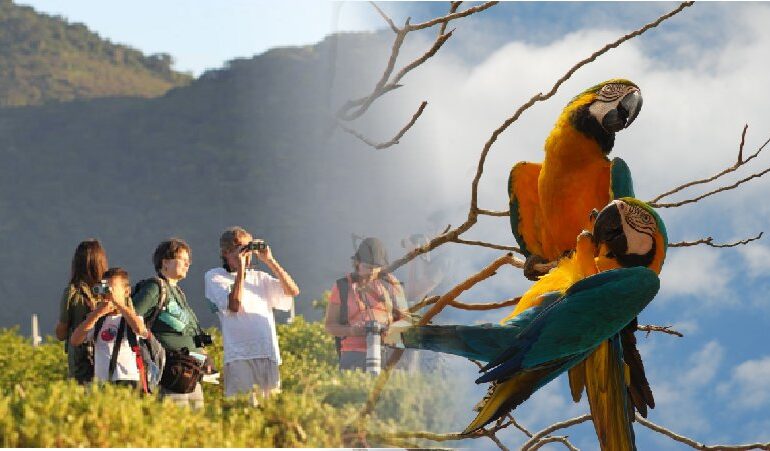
617;201;656;256
588;84;640;123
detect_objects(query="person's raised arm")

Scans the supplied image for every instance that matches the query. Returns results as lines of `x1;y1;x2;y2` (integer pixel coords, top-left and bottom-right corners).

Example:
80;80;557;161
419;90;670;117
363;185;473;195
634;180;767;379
70;301;112;346
257;246;299;297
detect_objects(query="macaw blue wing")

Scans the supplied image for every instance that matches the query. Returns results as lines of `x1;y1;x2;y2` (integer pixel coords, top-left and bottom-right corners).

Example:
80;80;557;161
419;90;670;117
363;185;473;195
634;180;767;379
610;157;635;199
400;295;561;363
477;266;660;384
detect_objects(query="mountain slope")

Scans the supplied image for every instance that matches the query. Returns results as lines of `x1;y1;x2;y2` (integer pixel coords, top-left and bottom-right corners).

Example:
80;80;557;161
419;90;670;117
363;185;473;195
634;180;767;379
0;0;191;106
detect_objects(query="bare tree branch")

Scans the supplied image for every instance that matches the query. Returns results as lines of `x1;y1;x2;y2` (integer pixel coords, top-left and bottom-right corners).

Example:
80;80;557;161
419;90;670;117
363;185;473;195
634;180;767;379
636;414;770;450
469;1;694;215
650;165;770;209
337;101;428;149
668;232;763;248
637;324;684;338
520;414;593;451
651;125;770;203
530;436;580;451
384;1;693;275
370;1;399;34
478;208;510;217
336;2;496;150
407;1;498;31
452;237;522;253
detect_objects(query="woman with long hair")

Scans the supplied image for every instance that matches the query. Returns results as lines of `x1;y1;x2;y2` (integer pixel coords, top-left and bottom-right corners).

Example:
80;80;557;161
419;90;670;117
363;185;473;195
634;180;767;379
56;239;108;383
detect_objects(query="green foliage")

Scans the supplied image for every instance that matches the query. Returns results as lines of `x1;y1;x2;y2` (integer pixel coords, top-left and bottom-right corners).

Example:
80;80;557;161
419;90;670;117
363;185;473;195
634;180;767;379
0;317;455;447
0;0;191;106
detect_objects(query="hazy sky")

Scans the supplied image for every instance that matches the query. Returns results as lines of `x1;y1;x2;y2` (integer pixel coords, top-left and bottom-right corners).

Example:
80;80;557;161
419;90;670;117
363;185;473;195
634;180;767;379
349;3;770;450
16;0;389;76
11;1;770;449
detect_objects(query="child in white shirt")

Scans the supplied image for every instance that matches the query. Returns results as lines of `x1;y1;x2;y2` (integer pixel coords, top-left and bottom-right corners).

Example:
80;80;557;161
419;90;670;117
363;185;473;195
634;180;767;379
70;267;149;386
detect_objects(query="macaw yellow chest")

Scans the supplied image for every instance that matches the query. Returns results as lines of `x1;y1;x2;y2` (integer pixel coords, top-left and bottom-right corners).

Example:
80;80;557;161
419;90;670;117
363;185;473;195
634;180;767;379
538;126;611;260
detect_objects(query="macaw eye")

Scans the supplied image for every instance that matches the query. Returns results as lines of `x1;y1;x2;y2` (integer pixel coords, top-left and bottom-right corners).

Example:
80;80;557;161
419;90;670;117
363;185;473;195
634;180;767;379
597;84;626;102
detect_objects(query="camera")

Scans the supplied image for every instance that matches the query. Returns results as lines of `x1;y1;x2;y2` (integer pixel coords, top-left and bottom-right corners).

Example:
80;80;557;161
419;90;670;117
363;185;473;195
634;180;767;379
244;240;267;252
364;321;385;375
92;279;110;296
193;333;213;348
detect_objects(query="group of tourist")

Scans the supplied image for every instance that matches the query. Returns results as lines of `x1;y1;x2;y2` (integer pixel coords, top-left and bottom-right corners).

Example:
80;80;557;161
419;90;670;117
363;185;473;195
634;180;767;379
56;230;411;406
56;227;298;407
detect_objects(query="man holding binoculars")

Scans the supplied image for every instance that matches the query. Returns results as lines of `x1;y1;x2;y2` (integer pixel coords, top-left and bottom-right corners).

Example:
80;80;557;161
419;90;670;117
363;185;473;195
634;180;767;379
205;227;299;400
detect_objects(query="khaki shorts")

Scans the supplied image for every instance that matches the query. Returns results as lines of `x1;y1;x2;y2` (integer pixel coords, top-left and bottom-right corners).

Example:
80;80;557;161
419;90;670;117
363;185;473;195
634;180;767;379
160;382;204;409
224;358;280;397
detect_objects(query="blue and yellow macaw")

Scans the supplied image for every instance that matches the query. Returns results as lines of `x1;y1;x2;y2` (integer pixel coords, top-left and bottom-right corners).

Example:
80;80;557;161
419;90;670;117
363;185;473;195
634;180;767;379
509;79;641;280
387;198;667;447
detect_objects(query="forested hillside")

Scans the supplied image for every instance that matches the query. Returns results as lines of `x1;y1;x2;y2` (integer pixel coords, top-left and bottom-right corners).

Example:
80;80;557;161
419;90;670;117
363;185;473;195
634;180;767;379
0;1;445;333
0;0;190;106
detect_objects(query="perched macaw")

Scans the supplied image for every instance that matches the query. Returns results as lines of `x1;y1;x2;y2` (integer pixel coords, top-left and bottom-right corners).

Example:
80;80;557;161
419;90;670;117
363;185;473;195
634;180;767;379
386;198;667;446
509;79;641;280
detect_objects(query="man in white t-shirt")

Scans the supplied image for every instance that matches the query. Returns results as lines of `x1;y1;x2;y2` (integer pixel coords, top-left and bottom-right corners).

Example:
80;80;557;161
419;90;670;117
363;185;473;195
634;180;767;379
204;226;300;398
70;267;149;387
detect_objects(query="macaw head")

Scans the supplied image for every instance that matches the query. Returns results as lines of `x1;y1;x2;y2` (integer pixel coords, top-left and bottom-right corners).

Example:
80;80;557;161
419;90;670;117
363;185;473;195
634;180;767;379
563;79;643;154
592;197;667;274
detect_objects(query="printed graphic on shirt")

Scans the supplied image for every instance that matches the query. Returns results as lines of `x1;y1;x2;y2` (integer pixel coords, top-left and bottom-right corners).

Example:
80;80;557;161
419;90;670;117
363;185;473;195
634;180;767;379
100;325;118;342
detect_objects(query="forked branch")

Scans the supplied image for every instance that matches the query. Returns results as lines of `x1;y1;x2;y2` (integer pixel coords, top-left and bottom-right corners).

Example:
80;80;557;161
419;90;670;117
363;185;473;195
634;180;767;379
336;2;496;149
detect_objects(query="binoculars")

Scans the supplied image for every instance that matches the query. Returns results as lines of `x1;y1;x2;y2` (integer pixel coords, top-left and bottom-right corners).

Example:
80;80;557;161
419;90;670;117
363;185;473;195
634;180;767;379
243;240;267;252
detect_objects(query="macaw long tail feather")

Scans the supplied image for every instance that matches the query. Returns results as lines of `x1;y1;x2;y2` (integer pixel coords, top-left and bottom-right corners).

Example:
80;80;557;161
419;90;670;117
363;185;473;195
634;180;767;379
401;324;524;363
463;357;576;434
584;335;637;451
621;318;655;417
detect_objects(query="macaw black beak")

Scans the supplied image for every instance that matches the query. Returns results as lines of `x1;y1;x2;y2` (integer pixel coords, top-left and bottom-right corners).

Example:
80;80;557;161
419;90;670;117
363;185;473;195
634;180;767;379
592;201;627;258
601;90;643;133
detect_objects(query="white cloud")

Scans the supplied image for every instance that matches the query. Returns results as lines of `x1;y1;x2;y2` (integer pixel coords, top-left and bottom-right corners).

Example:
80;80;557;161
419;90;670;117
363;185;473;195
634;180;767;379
739;243;770;279
657;247;735;306
647;340;724;435
717;355;770;410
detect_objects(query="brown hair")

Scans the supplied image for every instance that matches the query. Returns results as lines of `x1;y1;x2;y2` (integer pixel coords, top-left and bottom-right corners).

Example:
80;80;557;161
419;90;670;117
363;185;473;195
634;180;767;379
69;239;108;288
152;238;191;272
103;267;130;284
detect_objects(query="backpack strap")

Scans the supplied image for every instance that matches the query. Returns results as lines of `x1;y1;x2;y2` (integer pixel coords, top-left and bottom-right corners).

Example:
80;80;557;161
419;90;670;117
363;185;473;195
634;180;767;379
125;326;148;393
146;277;168;330
334;276;350;356
108;318;127;381
94;315;107;341
336;277;350;326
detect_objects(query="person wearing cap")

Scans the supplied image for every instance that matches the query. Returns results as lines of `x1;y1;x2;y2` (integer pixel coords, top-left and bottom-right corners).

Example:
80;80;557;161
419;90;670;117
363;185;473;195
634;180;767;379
324;237;410;371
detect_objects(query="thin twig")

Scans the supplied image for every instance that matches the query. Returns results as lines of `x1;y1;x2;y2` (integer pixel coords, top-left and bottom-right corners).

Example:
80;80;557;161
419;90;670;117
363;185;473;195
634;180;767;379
452;237;522;253
651;165;770;209
651;126;770;203
337;101;428;149
407;2;498;31
636;414;770;450
668;232;763;248
637;324;684;338
359;253;523;424
478;208;510;217
385;1;693;274
520;414;593;451
370;1;399;33
469;1;694;216
530;436;580;451
448;297;521;311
